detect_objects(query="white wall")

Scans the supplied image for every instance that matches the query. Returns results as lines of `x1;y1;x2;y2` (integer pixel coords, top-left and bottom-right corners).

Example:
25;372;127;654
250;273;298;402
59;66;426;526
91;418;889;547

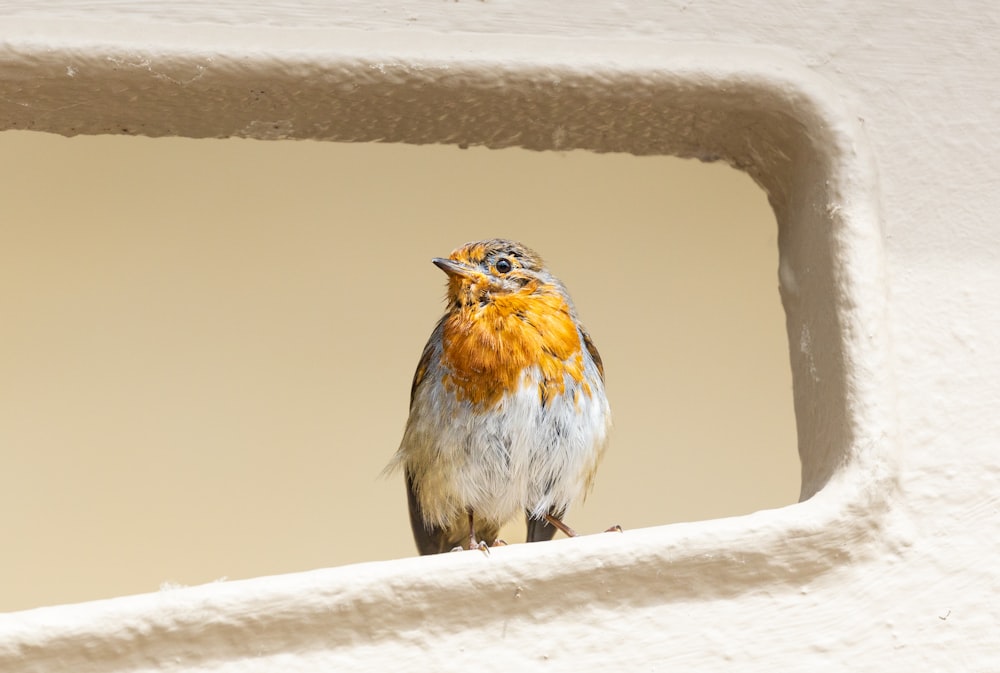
0;2;997;671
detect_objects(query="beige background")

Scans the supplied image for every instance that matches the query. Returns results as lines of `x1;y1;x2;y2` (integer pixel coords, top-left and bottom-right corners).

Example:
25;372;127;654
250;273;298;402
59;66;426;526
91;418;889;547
0;131;797;612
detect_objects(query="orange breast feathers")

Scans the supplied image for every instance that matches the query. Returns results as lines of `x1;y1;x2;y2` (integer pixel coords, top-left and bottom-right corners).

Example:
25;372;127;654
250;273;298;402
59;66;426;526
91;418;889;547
439;288;590;408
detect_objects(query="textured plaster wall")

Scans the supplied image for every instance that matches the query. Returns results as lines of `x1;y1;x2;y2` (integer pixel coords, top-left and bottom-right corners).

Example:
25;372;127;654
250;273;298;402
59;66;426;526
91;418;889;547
0;2;998;671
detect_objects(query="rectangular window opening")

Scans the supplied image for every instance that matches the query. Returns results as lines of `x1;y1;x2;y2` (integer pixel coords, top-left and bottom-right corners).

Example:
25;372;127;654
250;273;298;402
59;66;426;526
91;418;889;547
0;131;799;612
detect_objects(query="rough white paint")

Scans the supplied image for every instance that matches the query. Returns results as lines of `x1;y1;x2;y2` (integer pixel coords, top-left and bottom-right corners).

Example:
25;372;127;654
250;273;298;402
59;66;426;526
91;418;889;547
0;1;998;671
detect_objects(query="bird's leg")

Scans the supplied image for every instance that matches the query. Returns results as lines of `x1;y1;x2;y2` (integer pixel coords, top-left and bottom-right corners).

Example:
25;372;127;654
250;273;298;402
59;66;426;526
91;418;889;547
543;513;580;538
467;508;477;549
543;514;623;538
463;508;490;555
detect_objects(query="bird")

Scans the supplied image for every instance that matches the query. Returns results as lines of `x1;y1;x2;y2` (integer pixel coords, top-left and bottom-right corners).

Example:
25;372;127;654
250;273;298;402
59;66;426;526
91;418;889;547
386;238;612;554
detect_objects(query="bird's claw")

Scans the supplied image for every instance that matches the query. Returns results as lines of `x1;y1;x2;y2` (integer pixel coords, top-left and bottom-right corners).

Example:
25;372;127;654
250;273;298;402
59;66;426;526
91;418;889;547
452;540;491;555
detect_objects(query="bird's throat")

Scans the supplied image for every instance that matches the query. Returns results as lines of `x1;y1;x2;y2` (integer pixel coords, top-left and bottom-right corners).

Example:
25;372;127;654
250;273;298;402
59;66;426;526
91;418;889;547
439;293;589;408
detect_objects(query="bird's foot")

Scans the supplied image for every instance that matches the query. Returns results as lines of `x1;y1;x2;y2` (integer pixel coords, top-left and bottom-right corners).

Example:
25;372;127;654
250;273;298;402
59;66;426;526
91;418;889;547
605;524;624;533
451;539;491;555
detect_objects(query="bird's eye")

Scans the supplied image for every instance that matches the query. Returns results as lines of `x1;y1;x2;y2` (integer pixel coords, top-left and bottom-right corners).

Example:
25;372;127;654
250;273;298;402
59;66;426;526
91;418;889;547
495;258;513;274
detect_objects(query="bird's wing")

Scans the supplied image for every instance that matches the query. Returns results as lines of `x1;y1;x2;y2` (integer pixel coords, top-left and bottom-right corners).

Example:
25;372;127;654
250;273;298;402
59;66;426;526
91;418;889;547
406;469;450;555
403;318;456;555
409;316;446;407
581;327;605;382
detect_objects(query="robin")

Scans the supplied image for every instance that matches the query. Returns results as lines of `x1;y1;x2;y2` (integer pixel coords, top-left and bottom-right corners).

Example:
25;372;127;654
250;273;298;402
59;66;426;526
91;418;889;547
387;238;612;554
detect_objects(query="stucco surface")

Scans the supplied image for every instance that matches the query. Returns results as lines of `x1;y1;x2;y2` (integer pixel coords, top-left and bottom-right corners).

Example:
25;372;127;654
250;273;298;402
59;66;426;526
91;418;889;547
0;2;997;671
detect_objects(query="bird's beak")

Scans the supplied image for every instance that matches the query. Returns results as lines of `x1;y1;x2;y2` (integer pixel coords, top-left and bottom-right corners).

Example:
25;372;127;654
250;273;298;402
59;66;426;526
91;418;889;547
432;257;478;280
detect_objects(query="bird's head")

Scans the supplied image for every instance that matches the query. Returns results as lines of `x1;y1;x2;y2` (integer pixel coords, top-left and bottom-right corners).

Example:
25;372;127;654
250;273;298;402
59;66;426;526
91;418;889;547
433;239;554;308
